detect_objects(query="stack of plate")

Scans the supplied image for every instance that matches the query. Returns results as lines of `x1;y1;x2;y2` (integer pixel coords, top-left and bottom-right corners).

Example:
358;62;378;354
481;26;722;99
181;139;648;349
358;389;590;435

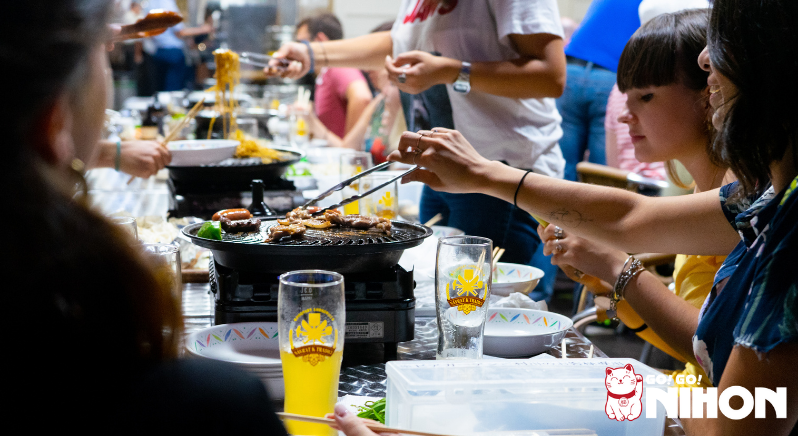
185;322;284;399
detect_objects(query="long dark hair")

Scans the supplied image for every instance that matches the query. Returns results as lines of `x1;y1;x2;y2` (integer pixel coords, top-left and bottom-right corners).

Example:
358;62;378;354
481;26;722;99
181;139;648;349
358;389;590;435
708;0;798;197
617;9;715;188
2;0;181;427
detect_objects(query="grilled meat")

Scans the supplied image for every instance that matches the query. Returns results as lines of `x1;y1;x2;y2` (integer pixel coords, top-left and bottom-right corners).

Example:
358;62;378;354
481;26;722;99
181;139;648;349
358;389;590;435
264;224;306;242
326;212;391;233
220;216;261;233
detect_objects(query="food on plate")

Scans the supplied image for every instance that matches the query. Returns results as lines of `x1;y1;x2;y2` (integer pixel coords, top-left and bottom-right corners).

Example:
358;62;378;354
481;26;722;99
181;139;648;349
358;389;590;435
197;221;222;240
220;216;261;233
264;224;306;242
232;130;293;164
211;208;252;222
356;398;386;424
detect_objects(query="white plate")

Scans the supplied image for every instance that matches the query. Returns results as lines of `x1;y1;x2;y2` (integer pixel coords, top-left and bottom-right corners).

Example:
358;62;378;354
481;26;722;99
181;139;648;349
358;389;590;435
491;262;545;297
185;322;282;367
167;139;239;166
483;308;572;357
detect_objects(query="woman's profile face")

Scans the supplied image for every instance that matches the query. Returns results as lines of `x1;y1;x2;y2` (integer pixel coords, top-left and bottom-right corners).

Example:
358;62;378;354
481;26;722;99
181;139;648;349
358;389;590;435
69;44;109;166
698;46;736;130
619;83;709;164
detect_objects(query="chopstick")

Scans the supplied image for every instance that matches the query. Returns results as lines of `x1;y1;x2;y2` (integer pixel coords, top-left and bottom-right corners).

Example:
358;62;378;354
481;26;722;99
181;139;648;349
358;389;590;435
277;413;596;436
277;412;454;436
491;248;505;271
423;213;443;227
126;97;205;185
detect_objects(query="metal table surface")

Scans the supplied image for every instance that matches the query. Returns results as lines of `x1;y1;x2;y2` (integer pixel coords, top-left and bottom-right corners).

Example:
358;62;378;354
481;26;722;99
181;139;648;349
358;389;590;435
182;283;684;435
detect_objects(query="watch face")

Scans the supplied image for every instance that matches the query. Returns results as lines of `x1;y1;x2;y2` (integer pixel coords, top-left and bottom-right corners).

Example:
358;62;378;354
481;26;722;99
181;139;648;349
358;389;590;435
453;82;470;94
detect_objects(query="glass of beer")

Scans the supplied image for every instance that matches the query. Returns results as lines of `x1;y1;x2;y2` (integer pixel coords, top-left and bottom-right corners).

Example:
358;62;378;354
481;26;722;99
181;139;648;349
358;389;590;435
435;236;492;359
359;173;399;220
339;151;373;215
278;270;345;436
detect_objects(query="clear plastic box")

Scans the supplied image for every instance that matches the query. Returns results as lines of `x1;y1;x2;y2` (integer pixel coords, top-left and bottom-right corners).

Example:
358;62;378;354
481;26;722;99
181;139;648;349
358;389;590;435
386;358;667;436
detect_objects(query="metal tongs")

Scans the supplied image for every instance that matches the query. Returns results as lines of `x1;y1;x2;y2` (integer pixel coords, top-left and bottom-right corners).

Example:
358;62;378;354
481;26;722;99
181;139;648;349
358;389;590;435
239;52;291;69
302;161;420;214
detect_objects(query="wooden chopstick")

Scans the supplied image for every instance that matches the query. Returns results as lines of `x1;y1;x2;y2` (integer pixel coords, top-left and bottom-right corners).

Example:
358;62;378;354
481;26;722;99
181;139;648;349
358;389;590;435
492;248;505;270
422;213;443;227
277;412;454;436
277;413;595;436
126;98;205;184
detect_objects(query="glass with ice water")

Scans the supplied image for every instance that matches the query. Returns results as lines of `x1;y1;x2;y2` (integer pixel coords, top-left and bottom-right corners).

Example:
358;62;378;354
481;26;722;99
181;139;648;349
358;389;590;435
435;236;492;359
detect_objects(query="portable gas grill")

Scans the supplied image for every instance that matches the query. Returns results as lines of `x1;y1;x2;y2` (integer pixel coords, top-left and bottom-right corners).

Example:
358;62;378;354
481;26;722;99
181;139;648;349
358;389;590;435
182;220;432;361
167;150;304;219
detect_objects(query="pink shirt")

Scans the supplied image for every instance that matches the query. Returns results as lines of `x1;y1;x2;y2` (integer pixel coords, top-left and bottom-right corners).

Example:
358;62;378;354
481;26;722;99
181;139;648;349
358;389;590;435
605;84;667;180
314;67;368;138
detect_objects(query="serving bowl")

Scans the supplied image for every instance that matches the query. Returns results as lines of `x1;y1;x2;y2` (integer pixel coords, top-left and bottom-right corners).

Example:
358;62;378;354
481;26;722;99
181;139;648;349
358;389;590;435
483;308;572;357
491;262;544;297
167;139;239;166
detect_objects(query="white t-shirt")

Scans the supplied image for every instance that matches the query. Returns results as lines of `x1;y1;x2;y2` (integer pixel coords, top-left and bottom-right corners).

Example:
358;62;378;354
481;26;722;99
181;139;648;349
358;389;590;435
391;0;565;177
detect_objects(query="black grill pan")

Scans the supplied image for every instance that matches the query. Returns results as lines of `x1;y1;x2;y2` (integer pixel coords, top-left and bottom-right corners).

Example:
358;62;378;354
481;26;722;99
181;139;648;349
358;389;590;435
182;220;432;273
167;147;302;184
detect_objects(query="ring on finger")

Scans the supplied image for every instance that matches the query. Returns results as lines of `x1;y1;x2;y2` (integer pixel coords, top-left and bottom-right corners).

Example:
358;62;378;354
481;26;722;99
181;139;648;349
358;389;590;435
554;226;564;239
414;131;427;154
398;68;407;84
556;243;564;253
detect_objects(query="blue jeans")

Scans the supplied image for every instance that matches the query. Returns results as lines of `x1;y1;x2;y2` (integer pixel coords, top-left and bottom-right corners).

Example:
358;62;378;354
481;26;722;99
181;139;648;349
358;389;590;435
556;62;616;182
419;186;541;267
152;48;188;92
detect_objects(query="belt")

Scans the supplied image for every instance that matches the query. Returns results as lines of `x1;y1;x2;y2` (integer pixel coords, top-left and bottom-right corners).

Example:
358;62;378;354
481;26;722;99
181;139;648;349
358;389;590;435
566;55;611;72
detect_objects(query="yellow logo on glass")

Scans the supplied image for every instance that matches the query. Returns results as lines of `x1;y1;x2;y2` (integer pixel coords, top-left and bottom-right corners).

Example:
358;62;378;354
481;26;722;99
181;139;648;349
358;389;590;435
379;191;394;207
445;268;486;315
290;309;338;366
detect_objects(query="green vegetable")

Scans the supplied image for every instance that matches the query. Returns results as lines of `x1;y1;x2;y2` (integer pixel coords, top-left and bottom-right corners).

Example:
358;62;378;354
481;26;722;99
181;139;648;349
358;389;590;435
356;398;386;424
197;221;222;240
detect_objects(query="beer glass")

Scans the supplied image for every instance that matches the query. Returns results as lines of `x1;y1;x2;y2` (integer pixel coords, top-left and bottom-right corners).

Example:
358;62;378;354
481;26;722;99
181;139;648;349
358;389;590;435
359;173;399;220
142;243;182;304
278;270;345;436
339;152;372;215
435;236;492;359
109;216;138;240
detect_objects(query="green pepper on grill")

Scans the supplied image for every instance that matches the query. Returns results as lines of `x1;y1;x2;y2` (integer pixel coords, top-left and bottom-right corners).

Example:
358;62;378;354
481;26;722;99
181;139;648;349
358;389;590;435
197;221;222;240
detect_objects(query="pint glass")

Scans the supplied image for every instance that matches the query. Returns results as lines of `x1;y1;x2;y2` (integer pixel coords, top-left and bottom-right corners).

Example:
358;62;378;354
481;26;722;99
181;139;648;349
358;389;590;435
278;270;345;436
435;236;492;359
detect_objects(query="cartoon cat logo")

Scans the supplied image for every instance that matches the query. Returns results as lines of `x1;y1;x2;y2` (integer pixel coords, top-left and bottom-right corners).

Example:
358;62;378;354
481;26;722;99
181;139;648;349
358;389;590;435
604;364;644;421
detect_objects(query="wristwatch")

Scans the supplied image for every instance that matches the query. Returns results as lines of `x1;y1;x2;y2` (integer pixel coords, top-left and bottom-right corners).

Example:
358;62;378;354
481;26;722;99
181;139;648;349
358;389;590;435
452;61;471;94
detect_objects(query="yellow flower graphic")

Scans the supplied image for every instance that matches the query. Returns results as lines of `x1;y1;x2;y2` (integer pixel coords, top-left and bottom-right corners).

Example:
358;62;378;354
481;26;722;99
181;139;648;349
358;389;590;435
454;269;483;297
296;312;332;345
379;191;394;207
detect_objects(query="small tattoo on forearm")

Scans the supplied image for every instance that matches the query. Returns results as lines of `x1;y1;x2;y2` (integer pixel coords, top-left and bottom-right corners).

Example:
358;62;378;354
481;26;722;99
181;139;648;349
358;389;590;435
548;209;592;228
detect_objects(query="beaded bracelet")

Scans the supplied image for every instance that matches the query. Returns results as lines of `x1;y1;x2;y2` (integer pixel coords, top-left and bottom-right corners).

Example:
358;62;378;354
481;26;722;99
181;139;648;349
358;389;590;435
606;255;645;320
299;40;315;75
114;140;122;171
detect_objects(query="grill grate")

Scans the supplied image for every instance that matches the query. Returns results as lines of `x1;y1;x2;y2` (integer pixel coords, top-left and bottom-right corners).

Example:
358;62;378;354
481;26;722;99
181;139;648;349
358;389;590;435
216;223;422;246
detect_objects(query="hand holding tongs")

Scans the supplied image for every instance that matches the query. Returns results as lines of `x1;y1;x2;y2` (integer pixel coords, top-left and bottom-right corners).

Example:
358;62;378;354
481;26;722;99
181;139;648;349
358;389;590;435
302;161;420;214
239;52;291;69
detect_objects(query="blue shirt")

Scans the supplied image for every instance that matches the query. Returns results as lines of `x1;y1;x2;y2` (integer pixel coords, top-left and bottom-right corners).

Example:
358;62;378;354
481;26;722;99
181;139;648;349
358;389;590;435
693;178;798;387
565;0;642;72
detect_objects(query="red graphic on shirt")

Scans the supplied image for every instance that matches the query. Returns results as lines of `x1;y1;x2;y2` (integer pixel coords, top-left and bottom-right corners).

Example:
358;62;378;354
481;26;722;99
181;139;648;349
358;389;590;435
403;0;458;24
604;364;644;421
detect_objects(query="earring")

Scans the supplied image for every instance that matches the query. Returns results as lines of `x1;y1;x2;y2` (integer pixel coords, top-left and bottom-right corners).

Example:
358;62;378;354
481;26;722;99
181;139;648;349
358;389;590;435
70;158;89;203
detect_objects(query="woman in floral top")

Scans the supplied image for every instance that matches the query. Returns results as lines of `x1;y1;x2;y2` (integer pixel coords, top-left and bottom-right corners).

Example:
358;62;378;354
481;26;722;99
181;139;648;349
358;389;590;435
361;0;798;434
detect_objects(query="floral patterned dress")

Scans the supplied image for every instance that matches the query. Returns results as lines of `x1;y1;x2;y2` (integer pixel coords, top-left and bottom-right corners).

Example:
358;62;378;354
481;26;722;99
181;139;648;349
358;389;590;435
693;176;798;386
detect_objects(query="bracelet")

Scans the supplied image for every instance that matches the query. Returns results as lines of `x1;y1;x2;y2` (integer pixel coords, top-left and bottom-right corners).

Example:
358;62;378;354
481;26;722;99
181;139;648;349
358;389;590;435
299;40;315;75
627;323;648;333
514;170;532;208
318;41;329;67
114;140;122;171
607;255;645;320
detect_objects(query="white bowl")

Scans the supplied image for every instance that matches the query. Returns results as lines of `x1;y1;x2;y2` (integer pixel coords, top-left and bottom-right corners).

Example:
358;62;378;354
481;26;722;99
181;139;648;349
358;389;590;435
167;139;239;166
491;262;544;297
483;308;572;357
430;225;464;238
185;322;281;367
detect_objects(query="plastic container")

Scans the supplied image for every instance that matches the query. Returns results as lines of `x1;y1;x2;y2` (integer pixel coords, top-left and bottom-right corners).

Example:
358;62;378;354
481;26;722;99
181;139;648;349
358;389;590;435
386;358;667;436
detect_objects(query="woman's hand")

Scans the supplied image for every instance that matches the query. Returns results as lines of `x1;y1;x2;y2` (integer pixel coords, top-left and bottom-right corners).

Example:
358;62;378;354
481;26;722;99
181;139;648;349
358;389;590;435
385;51;460;95
119;140;171;178
538;224;628;284
386;128;499;193
325;404;398;436
265;42;309;79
